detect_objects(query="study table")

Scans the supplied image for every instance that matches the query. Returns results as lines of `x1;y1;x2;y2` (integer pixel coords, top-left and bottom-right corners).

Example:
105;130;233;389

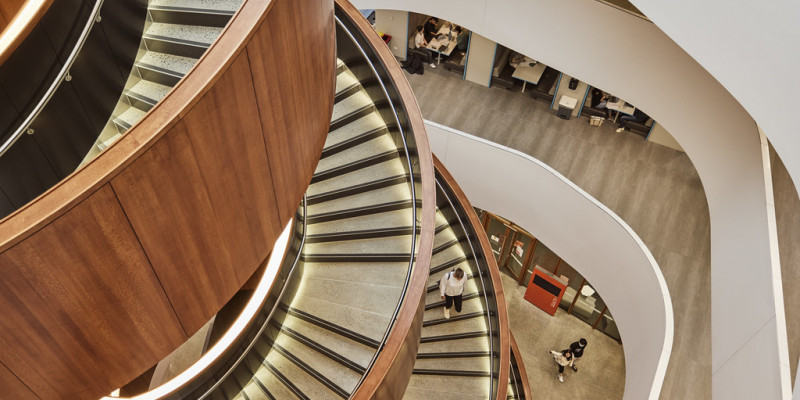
606;97;635;122
426;25;457;65
511;62;546;92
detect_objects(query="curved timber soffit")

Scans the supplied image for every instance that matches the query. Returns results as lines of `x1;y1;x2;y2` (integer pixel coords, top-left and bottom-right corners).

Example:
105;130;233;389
0;0;336;398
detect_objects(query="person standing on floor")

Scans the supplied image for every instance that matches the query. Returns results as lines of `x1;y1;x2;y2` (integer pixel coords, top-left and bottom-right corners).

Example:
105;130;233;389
439;268;467;319
570;338;587;372
550;349;574;383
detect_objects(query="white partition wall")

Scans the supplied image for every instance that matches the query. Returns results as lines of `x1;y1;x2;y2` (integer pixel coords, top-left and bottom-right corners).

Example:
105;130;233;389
463;32;494;87
373;10;408;59
354;0;789;398
426;121;673;400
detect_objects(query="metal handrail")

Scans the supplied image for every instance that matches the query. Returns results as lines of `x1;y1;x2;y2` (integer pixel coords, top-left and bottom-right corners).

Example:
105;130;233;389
196;197;309;399
434;177;500;399
334;14;422;397
0;0;105;157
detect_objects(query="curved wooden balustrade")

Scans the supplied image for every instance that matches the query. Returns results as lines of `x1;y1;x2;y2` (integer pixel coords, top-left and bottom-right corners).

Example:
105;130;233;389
333;1;436;399
510;332;532;400
0;0;335;398
433;155;510;399
0;0;52;65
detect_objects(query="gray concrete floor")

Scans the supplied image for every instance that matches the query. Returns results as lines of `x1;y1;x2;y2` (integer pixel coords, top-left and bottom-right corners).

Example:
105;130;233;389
501;273;626;399
404;64;711;398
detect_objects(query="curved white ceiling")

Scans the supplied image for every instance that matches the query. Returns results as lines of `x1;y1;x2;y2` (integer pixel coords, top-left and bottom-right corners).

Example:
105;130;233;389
352;0;790;398
627;0;800;206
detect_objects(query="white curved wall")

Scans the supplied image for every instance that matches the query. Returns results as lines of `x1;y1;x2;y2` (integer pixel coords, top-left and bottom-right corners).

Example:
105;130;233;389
426;121;673;400
627;0;800;208
352;0;789;398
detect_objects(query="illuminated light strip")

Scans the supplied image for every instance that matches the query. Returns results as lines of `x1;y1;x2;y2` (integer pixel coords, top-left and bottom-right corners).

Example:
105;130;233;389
0;0;47;58
102;218;294;400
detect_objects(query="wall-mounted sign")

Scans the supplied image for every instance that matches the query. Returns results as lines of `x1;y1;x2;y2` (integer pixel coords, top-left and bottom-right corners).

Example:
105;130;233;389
490;235;500;243
513;240;524;257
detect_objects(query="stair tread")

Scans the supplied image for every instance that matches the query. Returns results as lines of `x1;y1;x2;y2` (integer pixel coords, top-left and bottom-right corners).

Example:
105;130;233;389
424;294;485;321
422;312;489;338
325;112;386;149
150;0;242;12
128;79;172;103
432;240;467;266
303;234;413;256
335;68;359;96
260;341;341;400
331;90;373;122
405;375;491;399
307;159;407;196
418;335;491;354
138;51;198;75
316;135;398;172
300;276;403;317
289;296;391;342
274;333;360;394
427;260;476;286
413;356;492;373
146;22;223;45
308;208;414;235
116;107;147;127
244;365;300;400
302;261;409;287
307;182;412;215
280;311;376;369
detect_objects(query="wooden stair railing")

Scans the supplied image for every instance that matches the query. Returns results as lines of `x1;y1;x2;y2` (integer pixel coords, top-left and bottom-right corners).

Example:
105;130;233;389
433;155;511;399
0;0;335;398
510;332;532;399
0;0;53;65
334;1;437;399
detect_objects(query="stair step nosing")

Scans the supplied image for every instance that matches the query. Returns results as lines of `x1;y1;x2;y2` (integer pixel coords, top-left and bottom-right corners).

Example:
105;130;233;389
420;331;489;343
423;311;486;327
285;306;381;349
307;199;418;223
271;342;350;399
148;5;237;16
136;61;186;78
144;33;212;48
278;324;367;374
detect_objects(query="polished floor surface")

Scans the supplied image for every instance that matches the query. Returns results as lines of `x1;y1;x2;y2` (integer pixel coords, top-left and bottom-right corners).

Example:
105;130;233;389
501;273;625;399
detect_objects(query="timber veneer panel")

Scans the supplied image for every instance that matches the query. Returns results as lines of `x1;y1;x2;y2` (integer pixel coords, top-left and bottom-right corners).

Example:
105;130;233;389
246;0;335;226
0;184;185;399
0;361;36;400
111;119;240;335
111;52;283;335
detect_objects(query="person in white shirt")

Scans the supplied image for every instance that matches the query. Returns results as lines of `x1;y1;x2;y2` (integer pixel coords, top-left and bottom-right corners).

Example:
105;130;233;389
413;25;436;69
439;268;467;319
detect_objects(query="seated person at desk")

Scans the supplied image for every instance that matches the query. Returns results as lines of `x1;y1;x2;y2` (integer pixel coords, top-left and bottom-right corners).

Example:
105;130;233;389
455;26;469;53
616;108;650;132
590;88;611;118
423;17;438;42
413;25;437;69
509;52;538;69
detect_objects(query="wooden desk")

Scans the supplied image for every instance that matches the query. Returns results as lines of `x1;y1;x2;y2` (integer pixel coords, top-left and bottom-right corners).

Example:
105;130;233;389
511;62;546;92
426;26;457;64
606;98;635;122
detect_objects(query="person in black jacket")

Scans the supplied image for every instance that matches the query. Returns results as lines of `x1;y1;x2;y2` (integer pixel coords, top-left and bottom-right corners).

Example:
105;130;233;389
569;338;588;372
423;17;439;42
